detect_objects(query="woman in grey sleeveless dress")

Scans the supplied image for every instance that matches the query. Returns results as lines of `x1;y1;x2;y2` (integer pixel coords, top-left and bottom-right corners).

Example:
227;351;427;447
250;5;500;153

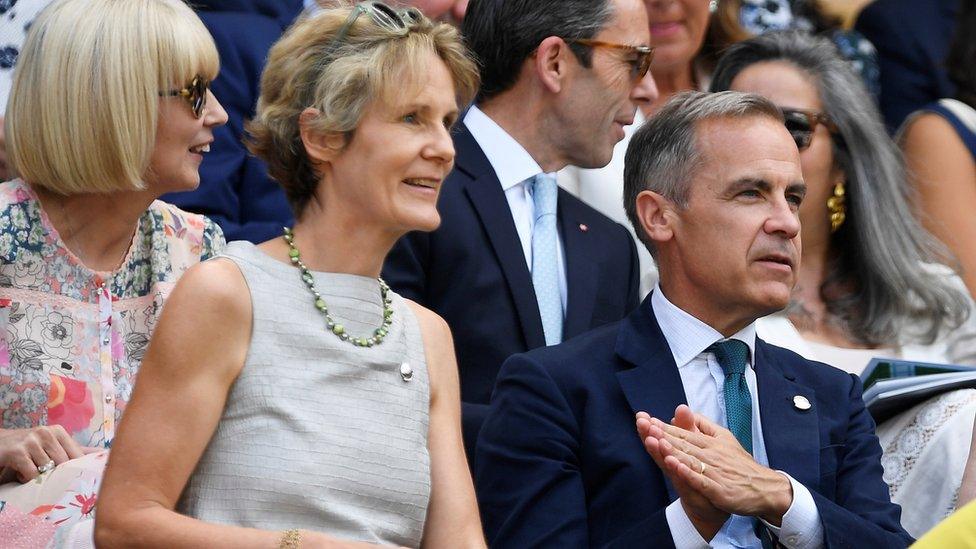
95;4;485;548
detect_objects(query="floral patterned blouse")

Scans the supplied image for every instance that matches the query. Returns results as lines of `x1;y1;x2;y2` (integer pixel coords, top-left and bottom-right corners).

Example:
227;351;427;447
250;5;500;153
0;179;225;448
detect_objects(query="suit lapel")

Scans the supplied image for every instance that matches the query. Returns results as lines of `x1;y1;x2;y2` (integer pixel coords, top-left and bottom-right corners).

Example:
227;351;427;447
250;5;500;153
614;298;687;500
454;123;546;350
755;340;820;488
559;191;598;340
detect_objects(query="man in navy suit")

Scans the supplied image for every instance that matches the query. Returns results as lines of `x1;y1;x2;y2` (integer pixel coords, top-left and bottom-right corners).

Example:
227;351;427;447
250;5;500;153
855;0;959;132
476;91;913;548
383;0;656;459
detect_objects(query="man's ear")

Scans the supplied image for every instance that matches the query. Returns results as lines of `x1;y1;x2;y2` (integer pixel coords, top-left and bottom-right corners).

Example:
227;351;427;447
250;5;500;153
635;190;676;246
534;36;572;94
299;107;346;165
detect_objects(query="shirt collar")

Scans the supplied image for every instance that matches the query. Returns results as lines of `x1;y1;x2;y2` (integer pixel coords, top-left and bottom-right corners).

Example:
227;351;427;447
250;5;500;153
463;105;544;191
650;283;757;369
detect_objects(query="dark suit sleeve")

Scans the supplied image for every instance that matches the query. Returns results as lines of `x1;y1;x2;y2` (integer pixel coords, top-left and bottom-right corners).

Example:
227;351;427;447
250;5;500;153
475;354;673;548
814;373;914;548
624;226;640;312
383;230;430;302
854;3;939;132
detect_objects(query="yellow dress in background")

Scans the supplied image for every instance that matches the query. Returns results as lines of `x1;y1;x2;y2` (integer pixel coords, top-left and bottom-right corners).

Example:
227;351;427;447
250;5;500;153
913;500;976;548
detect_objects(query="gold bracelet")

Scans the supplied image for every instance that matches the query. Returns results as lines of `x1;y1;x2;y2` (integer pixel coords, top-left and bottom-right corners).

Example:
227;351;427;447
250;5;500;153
279;529;302;549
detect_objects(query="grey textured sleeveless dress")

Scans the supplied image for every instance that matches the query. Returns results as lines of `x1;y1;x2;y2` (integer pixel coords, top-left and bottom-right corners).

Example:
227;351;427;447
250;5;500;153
177;241;431;547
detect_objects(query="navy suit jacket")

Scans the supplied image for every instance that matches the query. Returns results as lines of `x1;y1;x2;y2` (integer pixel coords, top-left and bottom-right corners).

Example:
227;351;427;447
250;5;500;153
475;296;913;548
855;0;959;132
383;122;641;460
165;3;304;243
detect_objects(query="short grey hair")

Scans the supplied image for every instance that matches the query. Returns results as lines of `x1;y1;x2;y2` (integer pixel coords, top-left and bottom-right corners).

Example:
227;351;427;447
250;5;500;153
623;90;783;257
710;31;969;347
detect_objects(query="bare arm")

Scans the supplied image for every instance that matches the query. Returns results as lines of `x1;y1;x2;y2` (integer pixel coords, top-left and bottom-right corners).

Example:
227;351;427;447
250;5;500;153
406;301;486;549
94;260;381;549
959;418;976;507
902;113;976;297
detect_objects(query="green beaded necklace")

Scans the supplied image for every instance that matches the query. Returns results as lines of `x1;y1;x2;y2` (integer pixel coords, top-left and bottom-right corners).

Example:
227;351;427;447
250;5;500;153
283;227;393;347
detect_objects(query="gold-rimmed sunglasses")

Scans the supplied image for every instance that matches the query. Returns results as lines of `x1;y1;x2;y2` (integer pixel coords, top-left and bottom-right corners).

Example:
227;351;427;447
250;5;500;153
565;39;655;80
780;107;838;150
325;1;423;57
159;75;210;119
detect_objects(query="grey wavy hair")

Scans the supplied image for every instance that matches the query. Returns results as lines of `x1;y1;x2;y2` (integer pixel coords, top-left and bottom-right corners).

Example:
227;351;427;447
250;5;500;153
710;30;969;347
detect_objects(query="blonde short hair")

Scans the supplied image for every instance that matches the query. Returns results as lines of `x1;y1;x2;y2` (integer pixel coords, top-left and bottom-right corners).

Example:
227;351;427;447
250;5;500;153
6;0;219;194
247;2;480;218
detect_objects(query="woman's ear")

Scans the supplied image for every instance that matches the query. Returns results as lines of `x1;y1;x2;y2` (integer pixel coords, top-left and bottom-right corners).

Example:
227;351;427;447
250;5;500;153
299;107;346;164
635;189;676;246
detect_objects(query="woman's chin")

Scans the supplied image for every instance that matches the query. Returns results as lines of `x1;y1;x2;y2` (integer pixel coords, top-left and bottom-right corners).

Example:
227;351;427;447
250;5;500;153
413;216;441;234
398;211;442;235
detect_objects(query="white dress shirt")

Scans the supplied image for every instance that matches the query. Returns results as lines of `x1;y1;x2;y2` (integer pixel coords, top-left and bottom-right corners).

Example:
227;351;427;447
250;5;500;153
463;106;568;312
651;285;825;549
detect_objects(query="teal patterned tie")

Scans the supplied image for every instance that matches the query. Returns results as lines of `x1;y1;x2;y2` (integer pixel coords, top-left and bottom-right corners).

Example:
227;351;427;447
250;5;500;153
708;339;753;454
530;173;563;346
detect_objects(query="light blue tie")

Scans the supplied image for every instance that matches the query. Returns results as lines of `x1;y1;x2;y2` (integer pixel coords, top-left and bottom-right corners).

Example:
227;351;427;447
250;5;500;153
531;173;563;346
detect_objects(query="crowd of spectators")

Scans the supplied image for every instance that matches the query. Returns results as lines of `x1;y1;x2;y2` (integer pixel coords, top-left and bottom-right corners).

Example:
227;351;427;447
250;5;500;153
1;0;975;547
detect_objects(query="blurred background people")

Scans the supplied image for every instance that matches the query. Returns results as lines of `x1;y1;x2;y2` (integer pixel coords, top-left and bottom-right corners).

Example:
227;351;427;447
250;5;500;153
901;0;976;299
383;0;651;464
733;0;879;96
0;0;226;546
711;30;976;538
855;0;961;133
96;4;485;548
0;0;55;182
644;0;716;115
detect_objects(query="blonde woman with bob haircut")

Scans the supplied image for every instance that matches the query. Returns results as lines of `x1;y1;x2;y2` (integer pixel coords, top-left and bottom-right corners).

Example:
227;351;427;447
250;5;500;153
97;2;485;548
0;0;227;545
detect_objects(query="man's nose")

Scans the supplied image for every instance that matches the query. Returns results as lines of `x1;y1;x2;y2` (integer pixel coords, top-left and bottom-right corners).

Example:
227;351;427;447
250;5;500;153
765;199;801;239
631;71;659;107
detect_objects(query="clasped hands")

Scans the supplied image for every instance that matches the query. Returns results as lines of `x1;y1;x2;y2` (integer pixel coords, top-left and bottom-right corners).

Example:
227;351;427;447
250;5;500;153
635;405;793;541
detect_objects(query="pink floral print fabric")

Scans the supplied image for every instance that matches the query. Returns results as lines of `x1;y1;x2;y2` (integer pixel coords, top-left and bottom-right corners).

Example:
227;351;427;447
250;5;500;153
0;179;225;546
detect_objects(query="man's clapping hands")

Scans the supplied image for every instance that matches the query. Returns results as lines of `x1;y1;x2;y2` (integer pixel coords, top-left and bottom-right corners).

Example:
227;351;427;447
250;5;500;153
636;405;794;541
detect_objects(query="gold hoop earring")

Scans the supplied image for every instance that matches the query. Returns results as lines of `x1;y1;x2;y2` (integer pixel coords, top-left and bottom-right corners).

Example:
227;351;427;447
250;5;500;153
827;181;846;232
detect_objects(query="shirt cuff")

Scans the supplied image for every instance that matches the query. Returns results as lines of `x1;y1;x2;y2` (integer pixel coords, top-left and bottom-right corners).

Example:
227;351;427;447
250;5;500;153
760;472;825;549
665;499;710;549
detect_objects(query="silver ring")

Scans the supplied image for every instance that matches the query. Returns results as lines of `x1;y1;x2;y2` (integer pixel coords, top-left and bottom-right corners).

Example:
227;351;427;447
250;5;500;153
37;460;55;474
698;461;707;475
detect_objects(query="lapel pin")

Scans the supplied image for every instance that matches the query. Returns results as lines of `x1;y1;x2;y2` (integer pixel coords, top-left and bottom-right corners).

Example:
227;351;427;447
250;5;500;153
793;395;812;411
579;223;589;232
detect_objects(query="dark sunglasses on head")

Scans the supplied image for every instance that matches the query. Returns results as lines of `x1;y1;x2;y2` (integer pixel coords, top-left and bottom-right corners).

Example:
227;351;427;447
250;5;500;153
780;107;838;151
565;38;655;81
159;75;209;118
325;1;423;58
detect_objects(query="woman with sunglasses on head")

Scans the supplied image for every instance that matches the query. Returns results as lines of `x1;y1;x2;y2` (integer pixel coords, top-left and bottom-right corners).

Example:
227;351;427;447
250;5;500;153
710;30;976;537
96;3;484;548
0;0;227;545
